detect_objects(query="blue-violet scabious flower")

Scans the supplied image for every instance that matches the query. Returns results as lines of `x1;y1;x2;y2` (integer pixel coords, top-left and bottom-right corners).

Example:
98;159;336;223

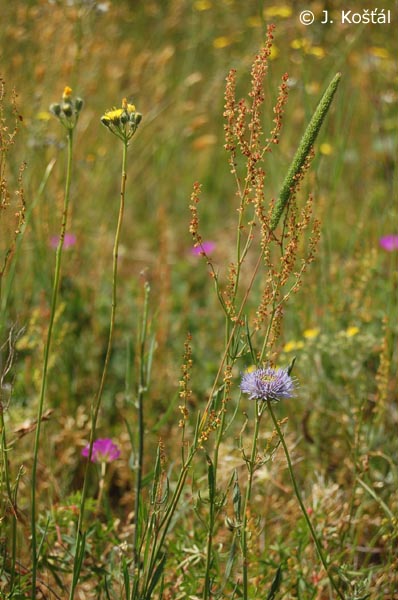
82;438;121;463
240;366;295;402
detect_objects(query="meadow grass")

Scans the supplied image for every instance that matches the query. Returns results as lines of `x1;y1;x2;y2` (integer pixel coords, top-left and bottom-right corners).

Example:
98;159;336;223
0;1;397;599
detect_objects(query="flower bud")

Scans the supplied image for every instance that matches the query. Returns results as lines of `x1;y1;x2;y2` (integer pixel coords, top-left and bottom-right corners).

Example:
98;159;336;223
131;112;142;126
49;103;61;117
74;97;84;113
62;86;73;101
61;103;73;117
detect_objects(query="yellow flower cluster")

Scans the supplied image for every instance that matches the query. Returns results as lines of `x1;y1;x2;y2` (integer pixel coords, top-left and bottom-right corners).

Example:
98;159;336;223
101;98;142;143
283;325;360;353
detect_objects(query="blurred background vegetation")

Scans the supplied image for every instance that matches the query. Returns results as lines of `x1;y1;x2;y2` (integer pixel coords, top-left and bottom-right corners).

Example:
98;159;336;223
0;0;397;596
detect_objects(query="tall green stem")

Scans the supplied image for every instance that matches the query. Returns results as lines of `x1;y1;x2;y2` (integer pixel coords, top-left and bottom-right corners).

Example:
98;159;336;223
69;140;128;599
133;281;150;571
241;402;262;599
0;412;17;591
31;128;74;598
267;401;345;600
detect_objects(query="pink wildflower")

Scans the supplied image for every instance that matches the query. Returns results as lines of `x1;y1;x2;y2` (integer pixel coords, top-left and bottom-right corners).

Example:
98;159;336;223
50;232;76;249
379;235;398;252
82;438;121;463
191;241;215;256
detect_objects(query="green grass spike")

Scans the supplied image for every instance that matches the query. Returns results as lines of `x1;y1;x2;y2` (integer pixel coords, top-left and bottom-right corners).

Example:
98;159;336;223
270;72;341;231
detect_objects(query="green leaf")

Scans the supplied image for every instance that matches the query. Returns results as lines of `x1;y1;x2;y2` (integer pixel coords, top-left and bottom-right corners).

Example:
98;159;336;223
232;469;241;522
266;566;283;600
145;553;166;599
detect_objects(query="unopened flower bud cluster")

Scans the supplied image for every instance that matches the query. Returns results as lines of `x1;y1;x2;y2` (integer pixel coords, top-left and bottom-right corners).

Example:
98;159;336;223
50;86;83;130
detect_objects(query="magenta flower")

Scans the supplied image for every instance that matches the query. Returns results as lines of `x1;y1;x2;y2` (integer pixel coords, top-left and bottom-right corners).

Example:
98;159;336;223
240;366;296;402
191;240;215;256
379;235;398;252
82;438;121;463
50;232;76;249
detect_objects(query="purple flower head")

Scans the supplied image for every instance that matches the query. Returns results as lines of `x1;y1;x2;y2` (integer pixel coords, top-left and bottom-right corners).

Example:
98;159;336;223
379;235;398;252
240;366;296;402
191;241;215;256
82;438;121;463
50;232;76;249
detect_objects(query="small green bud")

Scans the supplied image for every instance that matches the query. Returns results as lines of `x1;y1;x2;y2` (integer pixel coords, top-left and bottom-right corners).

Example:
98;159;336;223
62;103;73;117
50;103;61;117
74;97;84;113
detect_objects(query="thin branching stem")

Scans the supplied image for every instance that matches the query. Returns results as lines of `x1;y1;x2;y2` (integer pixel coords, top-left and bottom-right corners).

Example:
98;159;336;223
199;250;263;433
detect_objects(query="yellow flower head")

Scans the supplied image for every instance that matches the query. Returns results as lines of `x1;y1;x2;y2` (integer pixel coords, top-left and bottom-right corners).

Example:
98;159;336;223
283;340;305;353
307;46;326;59
101;99;141;143
345;326;359;337
320;142;333;156
63;86;73;100
264;5;292;18
213;36;234;49
369;46;390;59
101;108;123;125
303;328;320;340
194;0;212;10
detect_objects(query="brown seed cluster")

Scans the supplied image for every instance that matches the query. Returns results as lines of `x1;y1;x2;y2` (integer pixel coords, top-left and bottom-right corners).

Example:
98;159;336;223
188;181;202;245
191;30;323;433
251;144;321;362
0;79;26;282
266;72;289;148
375;316;392;414
178;333;193;428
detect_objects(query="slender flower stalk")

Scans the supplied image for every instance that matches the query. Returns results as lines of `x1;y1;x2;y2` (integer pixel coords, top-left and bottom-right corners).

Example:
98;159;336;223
240;367;295;598
31;87;82;599
69;99;141;599
239;367;344;597
267;401;345;600
241;400;264;599
81;438;120;512
133;281;151;571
